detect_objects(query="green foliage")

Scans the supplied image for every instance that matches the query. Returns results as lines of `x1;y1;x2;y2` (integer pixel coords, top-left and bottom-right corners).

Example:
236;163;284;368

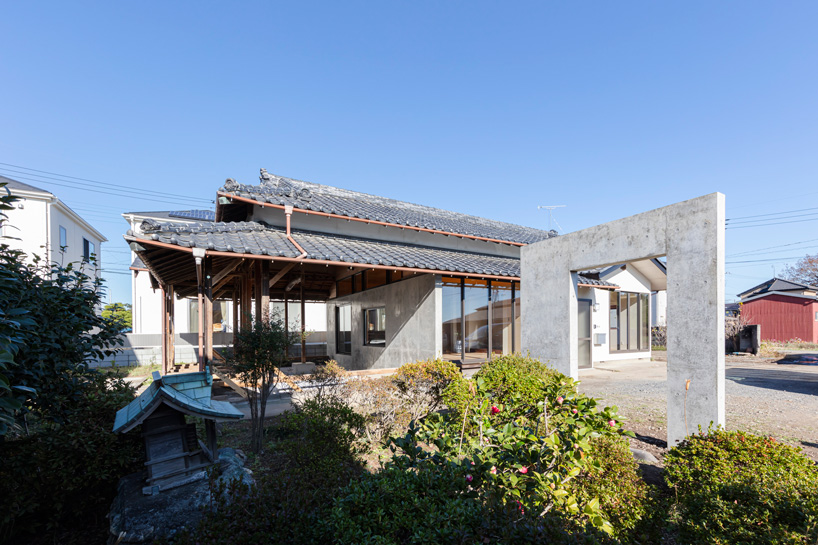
442;354;559;423
0;245;124;425
389;359;634;536
102;302;132;332
331;464;613;545
227;314;294;453
0;373;142;542
272;397;366;486
171;398;367;545
664;428;818;544
392;357;463;406
568;435;650;540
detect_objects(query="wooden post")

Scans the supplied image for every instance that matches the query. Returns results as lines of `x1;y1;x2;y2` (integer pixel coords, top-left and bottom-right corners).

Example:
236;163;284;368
167;285;175;371
161;285;169;375
254;260;270;325
300;270;306;363
232;279;238;334
284;292;289;360
203;257;214;373
241;267;253;330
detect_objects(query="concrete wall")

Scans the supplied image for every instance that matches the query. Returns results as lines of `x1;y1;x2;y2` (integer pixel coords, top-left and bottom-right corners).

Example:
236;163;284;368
521;193;725;445
326;273;438;370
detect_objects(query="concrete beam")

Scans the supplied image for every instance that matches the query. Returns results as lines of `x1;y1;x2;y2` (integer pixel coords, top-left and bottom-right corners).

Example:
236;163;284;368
521;193;725;445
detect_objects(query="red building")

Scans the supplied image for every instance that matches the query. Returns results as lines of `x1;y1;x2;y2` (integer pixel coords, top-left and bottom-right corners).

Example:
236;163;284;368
738;278;818;343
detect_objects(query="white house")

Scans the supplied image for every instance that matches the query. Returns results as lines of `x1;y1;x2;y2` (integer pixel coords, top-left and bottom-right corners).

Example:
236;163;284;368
1;175;106;275
576;259;667;368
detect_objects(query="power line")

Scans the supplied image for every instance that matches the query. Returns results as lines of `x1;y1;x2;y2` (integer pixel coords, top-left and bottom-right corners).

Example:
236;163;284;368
4;171;212;208
727;217;818;229
0;163;213;204
727;206;818;222
727;238;818;258
727;211;818;226
726;256;807;264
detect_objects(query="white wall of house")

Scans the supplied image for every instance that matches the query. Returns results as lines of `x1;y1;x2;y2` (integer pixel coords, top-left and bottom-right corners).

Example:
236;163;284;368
579;264;656;367
652;290;667;326
4;186;106;276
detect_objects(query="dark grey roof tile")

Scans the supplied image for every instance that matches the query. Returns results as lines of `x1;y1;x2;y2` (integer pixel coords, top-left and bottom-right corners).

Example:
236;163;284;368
220;172;556;245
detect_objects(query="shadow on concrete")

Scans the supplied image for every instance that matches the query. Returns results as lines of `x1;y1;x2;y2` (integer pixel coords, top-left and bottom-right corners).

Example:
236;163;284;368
776;352;818;365
726;367;818;396
633;432;668;449
801;440;818;449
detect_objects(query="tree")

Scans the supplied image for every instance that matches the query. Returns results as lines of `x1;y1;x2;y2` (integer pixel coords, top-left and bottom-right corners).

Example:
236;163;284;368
781;253;818;287
102;302;132;332
227;313;294;453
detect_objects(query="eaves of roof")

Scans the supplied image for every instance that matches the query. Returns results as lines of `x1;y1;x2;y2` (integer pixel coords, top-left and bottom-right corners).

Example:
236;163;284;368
127;219;523;279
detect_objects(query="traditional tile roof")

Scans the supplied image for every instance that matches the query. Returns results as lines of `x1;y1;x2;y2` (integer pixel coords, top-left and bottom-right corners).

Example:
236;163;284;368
112;371;243;434
130;219;523;277
577;276;618;288
130;218;609;284
218;172;555;245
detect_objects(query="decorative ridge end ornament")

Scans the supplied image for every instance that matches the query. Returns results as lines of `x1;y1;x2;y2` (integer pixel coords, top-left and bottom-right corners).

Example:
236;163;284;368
223;178;239;192
140;219;161;233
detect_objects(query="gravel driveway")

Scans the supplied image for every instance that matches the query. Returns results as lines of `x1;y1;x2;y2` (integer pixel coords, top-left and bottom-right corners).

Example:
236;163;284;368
578;352;818;463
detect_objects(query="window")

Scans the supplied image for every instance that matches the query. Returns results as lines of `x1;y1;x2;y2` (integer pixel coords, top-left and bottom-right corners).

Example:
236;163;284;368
336;305;352;354
59;226;67;249
609;291;650;351
188;300;229;333
441;278;521;363
82;238;95;261
364;307;386;346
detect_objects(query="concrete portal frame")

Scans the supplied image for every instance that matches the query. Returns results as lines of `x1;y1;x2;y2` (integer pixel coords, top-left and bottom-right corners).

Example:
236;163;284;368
521;193;725;446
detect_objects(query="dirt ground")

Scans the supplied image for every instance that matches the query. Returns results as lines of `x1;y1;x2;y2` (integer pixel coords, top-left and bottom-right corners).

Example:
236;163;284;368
578;351;818;465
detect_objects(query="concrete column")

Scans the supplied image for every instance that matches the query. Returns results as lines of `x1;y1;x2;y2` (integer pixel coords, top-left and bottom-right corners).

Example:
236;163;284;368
521;193;725;446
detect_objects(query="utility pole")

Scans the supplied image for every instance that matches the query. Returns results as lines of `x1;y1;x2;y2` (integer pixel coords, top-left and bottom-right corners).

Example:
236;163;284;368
537;205;566;232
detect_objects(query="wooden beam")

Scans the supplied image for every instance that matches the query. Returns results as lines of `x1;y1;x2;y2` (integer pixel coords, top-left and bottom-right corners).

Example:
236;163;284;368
161;285;169;374
212;258;243;287
269;262;296;288
167;285;175;370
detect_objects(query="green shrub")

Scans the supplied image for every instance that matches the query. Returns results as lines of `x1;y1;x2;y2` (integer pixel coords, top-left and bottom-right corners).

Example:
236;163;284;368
664;429;818;544
331;464;613;545
172;398;367;545
272;397;366;487
0;373;141;542
388;367;632;535
443;354;559;416
568;435;650;540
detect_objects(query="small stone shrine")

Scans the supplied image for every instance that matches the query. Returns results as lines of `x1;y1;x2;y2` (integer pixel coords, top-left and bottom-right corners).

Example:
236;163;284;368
112;371;243;494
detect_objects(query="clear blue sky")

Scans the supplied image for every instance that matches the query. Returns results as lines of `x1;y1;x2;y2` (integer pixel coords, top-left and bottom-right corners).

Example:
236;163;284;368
2;2;817;304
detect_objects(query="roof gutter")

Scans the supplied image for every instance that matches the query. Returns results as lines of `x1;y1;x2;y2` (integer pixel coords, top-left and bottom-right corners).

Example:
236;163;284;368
125;236;520;282
284;205;308;258
218;191;528;247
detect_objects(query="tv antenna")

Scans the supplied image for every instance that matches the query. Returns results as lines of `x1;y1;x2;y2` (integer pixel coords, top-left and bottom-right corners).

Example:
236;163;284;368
537;205;566;232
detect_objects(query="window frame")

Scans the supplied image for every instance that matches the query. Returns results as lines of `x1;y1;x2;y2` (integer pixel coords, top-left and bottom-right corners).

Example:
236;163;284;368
363;307;386;347
335;304;352;355
609;291;650;352
59;226;67;249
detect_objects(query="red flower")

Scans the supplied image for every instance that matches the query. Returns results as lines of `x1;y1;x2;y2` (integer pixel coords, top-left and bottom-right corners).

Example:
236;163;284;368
556;396;564;405
466;474;473;482
608;420;616;427
490;466;497;474
491;405;500;414
519;466;528;474
572;408;578;414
